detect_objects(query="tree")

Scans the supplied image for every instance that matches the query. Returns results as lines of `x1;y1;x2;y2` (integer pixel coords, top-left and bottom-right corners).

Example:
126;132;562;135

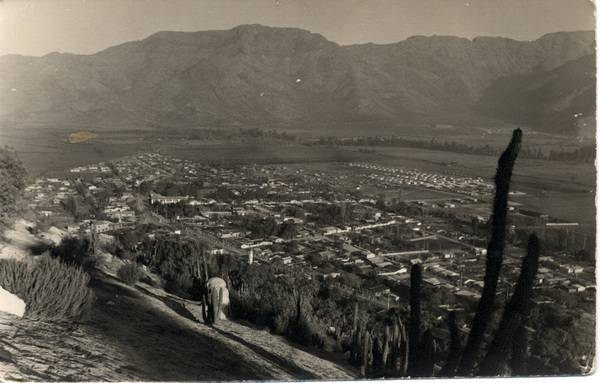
0;146;27;223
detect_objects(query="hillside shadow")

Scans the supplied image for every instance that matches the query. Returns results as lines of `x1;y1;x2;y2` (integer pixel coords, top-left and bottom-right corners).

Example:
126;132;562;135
135;285;199;323
211;325;318;381
86;274;275;381
133;283;320;380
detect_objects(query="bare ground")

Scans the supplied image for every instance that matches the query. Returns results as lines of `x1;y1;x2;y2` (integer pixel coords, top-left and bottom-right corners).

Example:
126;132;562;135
0;271;355;381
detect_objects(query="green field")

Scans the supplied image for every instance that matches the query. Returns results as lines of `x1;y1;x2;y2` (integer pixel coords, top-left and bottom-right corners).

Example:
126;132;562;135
156;141;373;166
0;126;159;176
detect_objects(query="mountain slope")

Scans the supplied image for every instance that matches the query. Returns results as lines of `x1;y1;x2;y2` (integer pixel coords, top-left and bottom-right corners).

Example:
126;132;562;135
474;54;596;135
0;25;594;134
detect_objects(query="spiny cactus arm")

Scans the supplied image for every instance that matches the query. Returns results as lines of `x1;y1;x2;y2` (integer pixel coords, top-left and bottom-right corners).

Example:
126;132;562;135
509;323;528;376
407;263;422;377
349;300;360;365
352;301;359;334
456;128;522;376
478;234;540;376
439;310;461;377
399;317;408;376
382;324;391;375
360;329;371;378
372;336;384;377
202;255;210;284
490;128;522;252
367;329;374;376
421;329;436;377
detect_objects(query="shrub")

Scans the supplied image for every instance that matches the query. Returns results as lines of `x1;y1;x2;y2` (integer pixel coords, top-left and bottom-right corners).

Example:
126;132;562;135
164;271;193;298
0;146;27;226
117;262;145;286
51;236;96;270
0;254;95;321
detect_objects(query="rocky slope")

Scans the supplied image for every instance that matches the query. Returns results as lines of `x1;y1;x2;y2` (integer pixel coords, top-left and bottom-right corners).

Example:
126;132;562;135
0;25;595;133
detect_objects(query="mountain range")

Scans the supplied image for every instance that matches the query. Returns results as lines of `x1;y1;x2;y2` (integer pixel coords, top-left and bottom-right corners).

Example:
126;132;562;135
0;25;595;135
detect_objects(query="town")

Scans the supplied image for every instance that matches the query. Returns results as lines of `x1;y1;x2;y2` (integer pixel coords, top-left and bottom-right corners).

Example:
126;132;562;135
26;152;595;318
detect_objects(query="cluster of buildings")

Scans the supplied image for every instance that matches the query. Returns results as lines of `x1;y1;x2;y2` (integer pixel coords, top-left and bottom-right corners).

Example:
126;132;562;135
349;162;497;197
24;153;594;312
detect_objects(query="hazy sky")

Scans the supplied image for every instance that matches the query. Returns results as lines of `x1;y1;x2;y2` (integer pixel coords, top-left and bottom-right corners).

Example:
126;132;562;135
0;0;596;57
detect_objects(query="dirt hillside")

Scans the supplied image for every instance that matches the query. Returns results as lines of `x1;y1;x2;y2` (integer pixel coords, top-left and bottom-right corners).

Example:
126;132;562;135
0;266;355;382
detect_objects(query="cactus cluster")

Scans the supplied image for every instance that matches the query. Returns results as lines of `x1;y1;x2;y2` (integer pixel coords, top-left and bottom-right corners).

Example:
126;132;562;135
349;301;411;378
348;128;543;377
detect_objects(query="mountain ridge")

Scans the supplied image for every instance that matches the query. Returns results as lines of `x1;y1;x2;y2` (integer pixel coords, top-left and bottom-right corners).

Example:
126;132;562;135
0;25;595;134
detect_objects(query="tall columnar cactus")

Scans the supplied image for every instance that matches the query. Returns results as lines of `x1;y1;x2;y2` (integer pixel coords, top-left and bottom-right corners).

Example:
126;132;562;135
350;301;361;365
478;234;540;376
349;129;540;378
381;323;391;375
456;128;522;376
372;336;384;376
388;312;408;376
440;311;461;377
360;329;372;378
421;329;436;377
407;263;422;377
509;323;528;376
398;314;409;376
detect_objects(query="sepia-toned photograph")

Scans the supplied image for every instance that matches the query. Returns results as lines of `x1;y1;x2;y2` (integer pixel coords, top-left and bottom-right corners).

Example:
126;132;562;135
0;0;596;381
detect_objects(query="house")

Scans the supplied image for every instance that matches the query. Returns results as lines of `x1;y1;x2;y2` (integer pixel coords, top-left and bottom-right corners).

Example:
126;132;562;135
318;250;336;260
218;229;244;239
321;226;340;236
369;256;392;268
66;224;82;234
370;285;391;297
149;192;188;205
572;284;586;292
424;277;441;286
98;233;116;245
454;289;480;299
377;265;407;276
314;268;340;279
104;209;136;222
93;221;112;233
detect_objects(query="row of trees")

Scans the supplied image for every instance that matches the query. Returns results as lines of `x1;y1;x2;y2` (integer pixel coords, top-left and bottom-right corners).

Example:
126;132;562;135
318;135;595;164
186;127;297;141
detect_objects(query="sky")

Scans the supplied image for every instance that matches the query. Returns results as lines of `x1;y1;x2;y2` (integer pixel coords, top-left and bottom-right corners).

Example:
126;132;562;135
0;0;596;57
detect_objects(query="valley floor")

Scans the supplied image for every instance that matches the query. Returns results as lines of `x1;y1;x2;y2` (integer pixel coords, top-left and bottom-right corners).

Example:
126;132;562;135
0;271;355;381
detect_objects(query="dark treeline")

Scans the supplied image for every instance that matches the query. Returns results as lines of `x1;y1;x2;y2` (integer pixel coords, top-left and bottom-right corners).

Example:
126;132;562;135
318;136;595;164
187;127;297;141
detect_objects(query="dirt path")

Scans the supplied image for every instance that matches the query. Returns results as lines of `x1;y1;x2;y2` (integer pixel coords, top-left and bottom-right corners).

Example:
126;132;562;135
1;271;355;381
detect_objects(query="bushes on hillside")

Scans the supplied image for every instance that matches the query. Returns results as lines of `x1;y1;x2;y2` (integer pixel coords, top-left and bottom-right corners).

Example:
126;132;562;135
0;146;28;226
50;236;96;270
137;235;206;297
0;254;95;321
117;262;145;286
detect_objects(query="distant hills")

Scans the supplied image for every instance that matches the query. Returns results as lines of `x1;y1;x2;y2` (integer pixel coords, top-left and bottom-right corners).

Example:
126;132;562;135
0;25;595;135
